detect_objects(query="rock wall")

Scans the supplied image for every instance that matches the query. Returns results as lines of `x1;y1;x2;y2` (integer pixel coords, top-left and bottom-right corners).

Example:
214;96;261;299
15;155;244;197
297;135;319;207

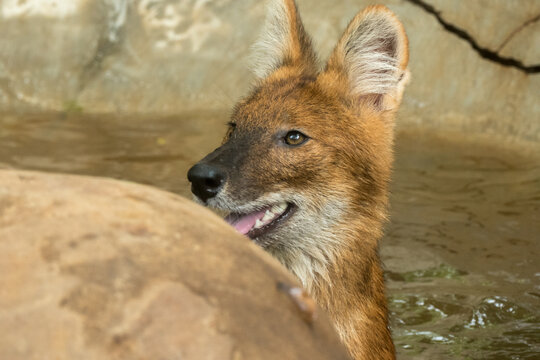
0;0;538;140
0;170;349;360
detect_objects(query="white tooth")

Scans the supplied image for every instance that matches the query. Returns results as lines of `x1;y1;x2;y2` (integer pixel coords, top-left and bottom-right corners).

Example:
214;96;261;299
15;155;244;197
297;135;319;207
272;202;287;214
262;209;274;222
254;219;264;229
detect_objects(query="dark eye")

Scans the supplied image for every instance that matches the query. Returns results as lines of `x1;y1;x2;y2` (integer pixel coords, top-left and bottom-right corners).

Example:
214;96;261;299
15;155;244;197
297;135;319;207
284;130;308;146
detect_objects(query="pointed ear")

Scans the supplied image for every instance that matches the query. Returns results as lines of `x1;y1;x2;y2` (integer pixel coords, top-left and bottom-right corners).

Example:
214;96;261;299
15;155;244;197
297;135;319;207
323;5;409;110
250;0;318;79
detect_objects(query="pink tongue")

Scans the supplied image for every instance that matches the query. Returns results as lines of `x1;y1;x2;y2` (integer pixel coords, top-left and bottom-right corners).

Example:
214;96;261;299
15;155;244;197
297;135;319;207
225;209;267;235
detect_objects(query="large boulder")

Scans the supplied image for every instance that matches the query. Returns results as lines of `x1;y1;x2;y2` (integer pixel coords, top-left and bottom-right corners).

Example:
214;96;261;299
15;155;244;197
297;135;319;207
0;169;349;360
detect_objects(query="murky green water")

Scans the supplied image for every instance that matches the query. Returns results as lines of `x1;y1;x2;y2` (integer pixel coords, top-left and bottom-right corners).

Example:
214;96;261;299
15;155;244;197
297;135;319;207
387;130;539;359
1;113;539;359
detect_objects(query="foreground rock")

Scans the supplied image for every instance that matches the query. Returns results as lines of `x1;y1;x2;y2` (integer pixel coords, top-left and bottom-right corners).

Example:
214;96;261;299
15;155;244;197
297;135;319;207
0;170;349;360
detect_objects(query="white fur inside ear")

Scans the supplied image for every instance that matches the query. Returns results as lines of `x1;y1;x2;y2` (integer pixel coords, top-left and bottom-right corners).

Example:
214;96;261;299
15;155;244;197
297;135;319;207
344;13;402;96
250;0;291;79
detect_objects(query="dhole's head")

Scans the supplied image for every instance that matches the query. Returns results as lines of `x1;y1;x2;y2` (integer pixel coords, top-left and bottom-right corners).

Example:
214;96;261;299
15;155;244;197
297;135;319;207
188;0;409;284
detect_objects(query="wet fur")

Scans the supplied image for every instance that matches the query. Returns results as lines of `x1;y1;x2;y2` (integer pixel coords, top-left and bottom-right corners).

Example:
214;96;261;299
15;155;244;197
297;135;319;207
192;1;409;359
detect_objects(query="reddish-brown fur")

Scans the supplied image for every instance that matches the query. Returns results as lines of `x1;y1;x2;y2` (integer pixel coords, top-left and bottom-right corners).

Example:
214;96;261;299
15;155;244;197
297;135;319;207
189;1;409;359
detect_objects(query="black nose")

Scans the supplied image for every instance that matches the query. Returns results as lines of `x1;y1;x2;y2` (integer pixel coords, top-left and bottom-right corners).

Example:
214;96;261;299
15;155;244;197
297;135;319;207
187;163;226;202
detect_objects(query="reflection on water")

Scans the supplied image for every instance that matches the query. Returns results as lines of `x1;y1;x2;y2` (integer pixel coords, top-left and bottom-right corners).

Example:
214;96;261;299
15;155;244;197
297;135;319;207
0;111;226;195
1;113;539;359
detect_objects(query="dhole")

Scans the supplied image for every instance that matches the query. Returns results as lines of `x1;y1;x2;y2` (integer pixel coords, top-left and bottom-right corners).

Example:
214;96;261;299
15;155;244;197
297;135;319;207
188;1;409;358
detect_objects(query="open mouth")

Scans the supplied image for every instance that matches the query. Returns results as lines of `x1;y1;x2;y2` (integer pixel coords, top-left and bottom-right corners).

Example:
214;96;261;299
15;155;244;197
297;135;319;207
224;202;296;239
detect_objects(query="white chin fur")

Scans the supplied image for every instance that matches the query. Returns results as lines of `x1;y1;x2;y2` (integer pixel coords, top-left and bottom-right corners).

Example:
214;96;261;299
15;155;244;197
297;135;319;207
203;187;345;292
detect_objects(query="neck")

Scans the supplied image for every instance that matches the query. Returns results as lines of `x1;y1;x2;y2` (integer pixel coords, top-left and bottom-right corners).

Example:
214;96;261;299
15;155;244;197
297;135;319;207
310;214;395;360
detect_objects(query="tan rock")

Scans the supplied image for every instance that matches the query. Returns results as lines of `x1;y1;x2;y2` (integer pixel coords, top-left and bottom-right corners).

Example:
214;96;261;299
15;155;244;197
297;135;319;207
0;169;349;360
498;19;540;67
426;0;540;52
387;0;540;141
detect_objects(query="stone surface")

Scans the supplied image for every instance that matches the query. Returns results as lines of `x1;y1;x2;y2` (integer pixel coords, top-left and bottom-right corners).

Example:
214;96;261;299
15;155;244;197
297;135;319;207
427;0;540;53
498;19;540;67
426;0;540;59
0;169;349;360
0;0;539;141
